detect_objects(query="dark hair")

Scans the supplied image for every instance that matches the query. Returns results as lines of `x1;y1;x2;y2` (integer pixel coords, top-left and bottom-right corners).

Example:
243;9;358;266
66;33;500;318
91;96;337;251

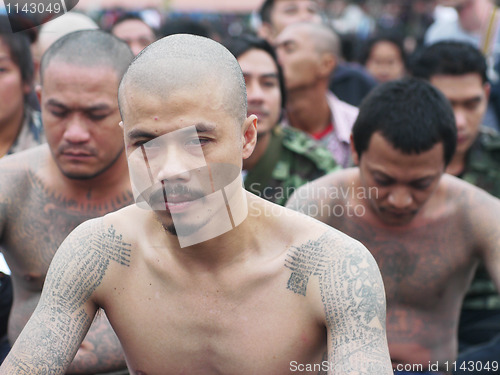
40;29;133;84
352;78;456;165
359;32;407;69
410;41;488;83
160;19;214;39
110;13;157;37
258;0;275;24
0;15;34;86
224;34;286;110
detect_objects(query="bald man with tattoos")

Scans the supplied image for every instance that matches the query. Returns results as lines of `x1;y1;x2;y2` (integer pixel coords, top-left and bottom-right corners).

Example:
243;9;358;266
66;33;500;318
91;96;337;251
0;34;392;375
287;78;500;374
0;30;134;373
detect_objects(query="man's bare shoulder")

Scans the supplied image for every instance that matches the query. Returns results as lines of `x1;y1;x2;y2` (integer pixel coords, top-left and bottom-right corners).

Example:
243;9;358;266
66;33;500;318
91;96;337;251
0;145;51;231
52;213;134;285
0;144;49;169
297;167;357;191
0;145;50;183
282;213;389;372
438;173;500;210
286;168;359;221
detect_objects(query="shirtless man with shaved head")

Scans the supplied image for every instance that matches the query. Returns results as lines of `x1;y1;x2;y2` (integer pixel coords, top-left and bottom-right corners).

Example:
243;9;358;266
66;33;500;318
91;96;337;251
1;34;392;375
0;30;133;373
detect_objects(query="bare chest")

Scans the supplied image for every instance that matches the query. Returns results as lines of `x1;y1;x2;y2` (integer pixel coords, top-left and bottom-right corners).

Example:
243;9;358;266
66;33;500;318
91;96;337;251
2;173;133;288
103;266;326;375
334;215;476;306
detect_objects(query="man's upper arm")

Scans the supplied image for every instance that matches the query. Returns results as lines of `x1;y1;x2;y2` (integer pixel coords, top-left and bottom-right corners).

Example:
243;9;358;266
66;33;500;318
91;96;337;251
473;190;500;290
324;238;392;374
286;230;392;374
0;218;118;374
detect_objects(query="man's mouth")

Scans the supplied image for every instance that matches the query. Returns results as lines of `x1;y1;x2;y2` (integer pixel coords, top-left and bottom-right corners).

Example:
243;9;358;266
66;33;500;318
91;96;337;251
60;147;94;159
146;183;205;213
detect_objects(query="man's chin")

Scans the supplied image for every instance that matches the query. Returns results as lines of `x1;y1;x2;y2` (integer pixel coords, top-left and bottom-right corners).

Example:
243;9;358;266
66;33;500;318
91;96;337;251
154;211;206;238
61;170;100;180
378;210;417;226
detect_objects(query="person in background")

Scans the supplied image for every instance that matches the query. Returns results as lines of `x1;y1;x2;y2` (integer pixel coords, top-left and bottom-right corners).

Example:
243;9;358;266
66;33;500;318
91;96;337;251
411;40;500;374
256;0;377;107
0;15;43;158
225;34;338;205
31;11;99;85
360;33;407;83
287;77;500;374
275;22;358;168
0;30;134;373
110;13;157;56
256;0;323;43
424;0;500;131
0;14;45;364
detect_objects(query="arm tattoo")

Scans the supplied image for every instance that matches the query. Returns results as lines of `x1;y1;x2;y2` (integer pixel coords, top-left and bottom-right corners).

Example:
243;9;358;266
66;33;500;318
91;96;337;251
286;231;390;373
2;219;131;374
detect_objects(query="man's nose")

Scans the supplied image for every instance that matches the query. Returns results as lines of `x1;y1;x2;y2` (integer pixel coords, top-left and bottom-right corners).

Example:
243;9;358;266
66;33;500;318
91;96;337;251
63;116;91;144
454;108;467;131
153;144;201;183
247;81;265;104
387;186;412;209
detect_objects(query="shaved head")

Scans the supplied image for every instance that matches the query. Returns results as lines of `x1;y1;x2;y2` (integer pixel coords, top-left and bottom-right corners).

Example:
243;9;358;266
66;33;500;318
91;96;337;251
287;22;341;57
118;34;247;125
40;29;133;85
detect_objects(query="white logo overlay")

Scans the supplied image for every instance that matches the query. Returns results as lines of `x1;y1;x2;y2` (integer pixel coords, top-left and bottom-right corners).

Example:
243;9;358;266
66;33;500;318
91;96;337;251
126;125;247;248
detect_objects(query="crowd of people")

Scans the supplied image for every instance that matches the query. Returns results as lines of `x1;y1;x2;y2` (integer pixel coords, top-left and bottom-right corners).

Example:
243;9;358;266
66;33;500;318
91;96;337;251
0;0;499;374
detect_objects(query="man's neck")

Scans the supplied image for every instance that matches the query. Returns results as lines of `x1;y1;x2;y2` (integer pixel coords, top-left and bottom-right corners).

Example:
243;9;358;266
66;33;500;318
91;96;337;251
286;86;331;135
163;191;259;272
49;150;131;201
446;152;467;177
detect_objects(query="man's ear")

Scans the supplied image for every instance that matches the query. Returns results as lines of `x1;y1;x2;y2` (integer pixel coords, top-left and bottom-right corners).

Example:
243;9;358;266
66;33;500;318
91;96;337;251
257;22;274;42
242;114;258;159
350;133;359;165
319;53;337;78
484;82;491;101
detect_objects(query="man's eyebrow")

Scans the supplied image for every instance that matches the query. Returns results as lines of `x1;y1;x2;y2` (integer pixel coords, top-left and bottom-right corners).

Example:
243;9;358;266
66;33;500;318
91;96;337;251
45;99;68;110
260;73;279;80
127;123;216;140
46;99;112;112
193;123;216;133
371;168;392;178
127;129;157;140
450;96;482;106
410;175;436;184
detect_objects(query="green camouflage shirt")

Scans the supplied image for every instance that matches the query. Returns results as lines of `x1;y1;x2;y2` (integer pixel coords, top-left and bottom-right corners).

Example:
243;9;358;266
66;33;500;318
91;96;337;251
461;127;500;310
244;126;339;206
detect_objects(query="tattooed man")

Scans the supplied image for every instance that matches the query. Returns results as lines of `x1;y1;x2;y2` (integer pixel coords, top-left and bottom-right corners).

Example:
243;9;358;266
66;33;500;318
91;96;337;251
1;34;392;375
0;30;134;373
287;78;500;374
